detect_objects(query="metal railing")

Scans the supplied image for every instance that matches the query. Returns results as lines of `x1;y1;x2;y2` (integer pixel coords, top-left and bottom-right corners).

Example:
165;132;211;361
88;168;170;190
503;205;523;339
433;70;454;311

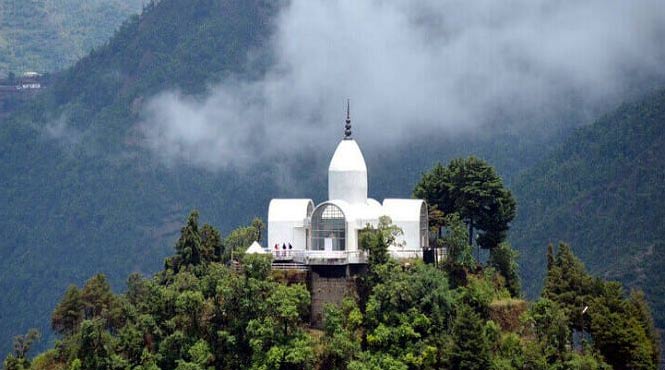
271;262;310;271
271;250;368;264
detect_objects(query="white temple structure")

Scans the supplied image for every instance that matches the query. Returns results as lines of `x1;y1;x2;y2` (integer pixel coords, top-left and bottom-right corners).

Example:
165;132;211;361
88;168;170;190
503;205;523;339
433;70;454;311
267;103;428;265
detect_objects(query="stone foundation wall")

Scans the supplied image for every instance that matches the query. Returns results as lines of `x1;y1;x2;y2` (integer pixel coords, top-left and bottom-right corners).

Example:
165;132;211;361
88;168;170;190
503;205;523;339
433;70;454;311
309;265;363;328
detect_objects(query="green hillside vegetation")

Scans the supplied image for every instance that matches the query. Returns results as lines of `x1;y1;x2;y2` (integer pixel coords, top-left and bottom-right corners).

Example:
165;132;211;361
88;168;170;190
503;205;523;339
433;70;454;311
3;209;659;370
511;88;665;345
0;0;553;355
1;0;663;362
0;0;144;74
0;0;278;354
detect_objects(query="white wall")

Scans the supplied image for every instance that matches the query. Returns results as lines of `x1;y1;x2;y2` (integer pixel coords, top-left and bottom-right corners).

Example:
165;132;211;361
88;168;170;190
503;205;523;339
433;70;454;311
388;220;422;253
268;221;308;251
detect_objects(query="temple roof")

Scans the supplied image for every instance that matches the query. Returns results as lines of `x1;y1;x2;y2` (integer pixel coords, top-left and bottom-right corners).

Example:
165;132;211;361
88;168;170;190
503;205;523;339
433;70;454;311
328;139;367;173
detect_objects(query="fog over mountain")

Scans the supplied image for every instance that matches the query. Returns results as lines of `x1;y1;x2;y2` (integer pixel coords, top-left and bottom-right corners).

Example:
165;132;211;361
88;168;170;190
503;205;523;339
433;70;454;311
140;0;665;171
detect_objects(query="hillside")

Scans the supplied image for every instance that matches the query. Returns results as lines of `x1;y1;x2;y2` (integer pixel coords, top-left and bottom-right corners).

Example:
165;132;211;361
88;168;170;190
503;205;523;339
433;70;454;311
0;0;578;354
511;88;665;334
0;0;279;353
2;0;664;359
0;0;143;74
5;212;659;370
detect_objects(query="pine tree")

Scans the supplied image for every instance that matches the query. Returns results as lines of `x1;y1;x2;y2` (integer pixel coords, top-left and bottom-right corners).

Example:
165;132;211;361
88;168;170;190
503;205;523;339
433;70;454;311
175;210;203;267
590;283;657;370
413;157;516;250
488;243;521;297
77;319;114;370
80;274;115;320
543;245;660;370
529;299;570;364
200;224;223;263
52;285;84;335
627;290;661;367
543;243;596;331
449;305;490;370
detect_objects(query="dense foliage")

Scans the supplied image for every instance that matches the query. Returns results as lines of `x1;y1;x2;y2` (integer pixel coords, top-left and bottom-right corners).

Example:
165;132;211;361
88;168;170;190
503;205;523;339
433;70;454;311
4;210;658;370
0;0;278;353
414;157;516;250
511;88;665;354
0;0;143;74
542;243;661;370
1;0;663;362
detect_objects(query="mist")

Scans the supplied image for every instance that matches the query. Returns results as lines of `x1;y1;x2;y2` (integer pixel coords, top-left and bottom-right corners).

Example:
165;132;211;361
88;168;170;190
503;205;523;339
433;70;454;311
140;0;665;171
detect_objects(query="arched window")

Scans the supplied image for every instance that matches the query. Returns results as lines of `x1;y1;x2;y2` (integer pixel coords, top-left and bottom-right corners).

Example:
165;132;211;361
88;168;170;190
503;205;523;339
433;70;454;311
311;203;346;251
420;202;429;248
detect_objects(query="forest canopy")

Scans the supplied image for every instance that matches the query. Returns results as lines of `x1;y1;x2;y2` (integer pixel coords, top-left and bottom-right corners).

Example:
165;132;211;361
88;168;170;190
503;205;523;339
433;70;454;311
2;159;659;370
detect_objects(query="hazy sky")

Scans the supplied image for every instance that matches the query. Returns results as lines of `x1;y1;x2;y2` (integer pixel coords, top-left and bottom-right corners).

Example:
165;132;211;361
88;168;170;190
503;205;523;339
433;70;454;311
140;0;665;170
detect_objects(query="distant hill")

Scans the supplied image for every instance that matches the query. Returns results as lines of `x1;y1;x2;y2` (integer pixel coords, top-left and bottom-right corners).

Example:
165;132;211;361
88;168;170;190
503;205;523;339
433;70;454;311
0;0;279;353
0;0;557;354
0;0;143;74
511;88;665;336
1;0;663;359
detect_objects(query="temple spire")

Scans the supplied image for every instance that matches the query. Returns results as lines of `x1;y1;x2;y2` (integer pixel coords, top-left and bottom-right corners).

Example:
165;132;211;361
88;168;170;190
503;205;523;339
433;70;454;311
344;99;352;140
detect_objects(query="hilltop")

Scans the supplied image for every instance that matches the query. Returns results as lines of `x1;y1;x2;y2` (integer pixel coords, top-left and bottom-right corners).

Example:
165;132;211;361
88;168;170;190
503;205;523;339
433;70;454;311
4;209;660;370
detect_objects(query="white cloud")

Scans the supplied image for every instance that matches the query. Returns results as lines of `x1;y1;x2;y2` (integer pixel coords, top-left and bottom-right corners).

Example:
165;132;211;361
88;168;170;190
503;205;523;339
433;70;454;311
140;0;665;170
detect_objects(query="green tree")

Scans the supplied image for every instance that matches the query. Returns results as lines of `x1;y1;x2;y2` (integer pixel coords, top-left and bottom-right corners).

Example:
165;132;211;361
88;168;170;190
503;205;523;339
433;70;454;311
169;211;204;270
175;339;214;370
546;244;554;271
492;332;526;370
627;290;660;366
438;213;474;288
200;224;223;263
251;217;265;243
441;214;474;268
166;211;224;272
1;329;41;370
11;329;40;360
488;243;521;297
527;299;570;364
76;319;114;370
543;244;659;370
361;258;453;368
246;284;314;370
413;157;516;250
449;305;490;370
590;283;657;370
320;298;363;370
224;218;264;261
348;352;408;370
542;243;596;331
52;285;84;335
359;216;402;289
80;274;115;320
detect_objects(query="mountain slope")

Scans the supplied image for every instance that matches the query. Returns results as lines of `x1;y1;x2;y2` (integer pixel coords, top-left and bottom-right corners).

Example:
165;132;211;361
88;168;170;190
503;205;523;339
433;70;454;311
0;0;278;352
2;0;663;358
0;0;144;74
511;88;665;331
0;0;576;354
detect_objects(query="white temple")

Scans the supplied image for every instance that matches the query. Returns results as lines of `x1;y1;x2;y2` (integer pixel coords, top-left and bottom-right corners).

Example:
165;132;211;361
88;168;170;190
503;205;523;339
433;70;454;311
267;104;428;265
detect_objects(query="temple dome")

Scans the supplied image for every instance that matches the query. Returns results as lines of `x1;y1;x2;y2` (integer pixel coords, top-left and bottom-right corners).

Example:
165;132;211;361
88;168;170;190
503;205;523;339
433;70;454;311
328;139;368;204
